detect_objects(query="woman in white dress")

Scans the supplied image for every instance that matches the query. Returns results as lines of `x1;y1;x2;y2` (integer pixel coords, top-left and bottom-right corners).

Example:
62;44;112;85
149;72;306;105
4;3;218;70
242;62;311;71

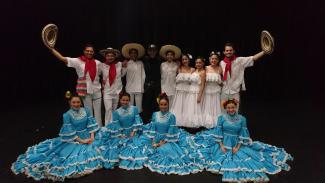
201;51;223;128
170;54;194;126
122;43;146;113
98;47;127;125
183;57;206;128
160;45;182;105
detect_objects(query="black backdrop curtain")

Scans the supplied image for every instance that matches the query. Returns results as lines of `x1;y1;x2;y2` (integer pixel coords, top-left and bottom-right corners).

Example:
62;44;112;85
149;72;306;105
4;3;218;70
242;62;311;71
1;0;324;107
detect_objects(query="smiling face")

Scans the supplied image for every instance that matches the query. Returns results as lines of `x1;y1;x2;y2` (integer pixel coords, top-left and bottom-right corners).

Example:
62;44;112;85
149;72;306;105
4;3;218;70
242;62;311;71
83;46;95;59
195;58;204;69
129;49;138;60
69;96;82;110
181;55;190;67
105;52;116;63
209;54;219;66
225;102;237;115
223;46;235;58
166;51;175;62
120;95;130;107
159;98;169;112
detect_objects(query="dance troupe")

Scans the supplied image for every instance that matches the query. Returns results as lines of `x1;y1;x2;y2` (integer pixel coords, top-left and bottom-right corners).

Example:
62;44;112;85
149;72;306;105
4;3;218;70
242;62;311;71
11;40;293;182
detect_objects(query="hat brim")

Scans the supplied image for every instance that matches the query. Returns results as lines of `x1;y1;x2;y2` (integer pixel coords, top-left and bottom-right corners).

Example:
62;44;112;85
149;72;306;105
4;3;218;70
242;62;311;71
42;24;58;48
159;45;181;60
99;48;121;58
121;43;145;58
261;30;274;54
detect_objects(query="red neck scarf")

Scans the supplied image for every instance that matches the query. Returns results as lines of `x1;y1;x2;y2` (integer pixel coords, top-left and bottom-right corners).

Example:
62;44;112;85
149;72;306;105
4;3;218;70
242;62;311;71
223;55;236;81
105;60;116;86
79;56;97;82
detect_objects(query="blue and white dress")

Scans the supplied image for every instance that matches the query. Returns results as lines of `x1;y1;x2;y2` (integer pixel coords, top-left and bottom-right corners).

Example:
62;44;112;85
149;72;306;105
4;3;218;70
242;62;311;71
143;111;202;175
11;107;102;181
193;113;293;182
98;105;147;170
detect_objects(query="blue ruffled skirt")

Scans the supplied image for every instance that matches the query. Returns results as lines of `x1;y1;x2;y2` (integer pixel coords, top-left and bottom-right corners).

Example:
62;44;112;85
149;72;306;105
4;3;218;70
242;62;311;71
193;130;293;182
11;137;102;181
143;129;203;175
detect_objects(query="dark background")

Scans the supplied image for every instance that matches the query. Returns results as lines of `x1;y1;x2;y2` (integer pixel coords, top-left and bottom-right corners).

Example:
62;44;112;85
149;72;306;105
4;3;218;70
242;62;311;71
1;0;325;182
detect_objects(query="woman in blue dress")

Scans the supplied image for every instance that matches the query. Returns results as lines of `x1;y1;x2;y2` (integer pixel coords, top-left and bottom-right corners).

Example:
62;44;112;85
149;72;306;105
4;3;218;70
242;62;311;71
193;99;293;182
143;93;202;175
98;92;148;170
11;93;102;181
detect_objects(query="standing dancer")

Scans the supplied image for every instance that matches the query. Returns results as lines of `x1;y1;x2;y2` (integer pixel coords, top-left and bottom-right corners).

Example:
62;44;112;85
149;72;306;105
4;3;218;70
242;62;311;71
160;45;181;105
99;47;126;125
220;42;265;109
183;57;206;128
170;53;194;126
49;44;103;126
201;51;223;127
122;43;146;113
142;44;162;122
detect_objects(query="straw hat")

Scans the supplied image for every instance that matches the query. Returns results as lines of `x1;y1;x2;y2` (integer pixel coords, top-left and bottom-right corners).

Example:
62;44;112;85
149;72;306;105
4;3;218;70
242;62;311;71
99;47;121;57
121;43;145;58
261;30;274;54
159;45;181;60
41;24;58;48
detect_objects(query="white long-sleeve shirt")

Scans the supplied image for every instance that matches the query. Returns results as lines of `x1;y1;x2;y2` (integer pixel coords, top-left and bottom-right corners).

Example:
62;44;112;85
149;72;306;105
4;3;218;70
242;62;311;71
99;62;126;99
161;61;178;96
66;57;101;94
125;60;146;93
220;56;254;95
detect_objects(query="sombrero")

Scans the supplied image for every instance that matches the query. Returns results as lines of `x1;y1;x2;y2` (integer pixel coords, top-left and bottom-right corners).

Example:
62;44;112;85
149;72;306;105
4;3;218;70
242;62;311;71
99;47;121;57
261;30;274;54
159;45;181;60
121;43;145;58
41;24;58;48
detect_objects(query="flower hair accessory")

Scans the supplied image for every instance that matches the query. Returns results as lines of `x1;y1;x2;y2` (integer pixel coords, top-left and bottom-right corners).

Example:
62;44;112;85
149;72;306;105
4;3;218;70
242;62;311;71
65;90;72;99
156;92;168;104
222;98;239;108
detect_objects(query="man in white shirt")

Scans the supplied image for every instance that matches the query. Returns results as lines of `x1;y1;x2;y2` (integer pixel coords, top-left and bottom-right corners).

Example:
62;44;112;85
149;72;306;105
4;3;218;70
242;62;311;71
220;42;266;110
122;43;146;113
99;48;126;125
49;44;103;126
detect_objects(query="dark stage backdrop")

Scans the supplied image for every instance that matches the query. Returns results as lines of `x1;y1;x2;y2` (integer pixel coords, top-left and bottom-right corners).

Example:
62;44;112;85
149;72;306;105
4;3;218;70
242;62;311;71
2;0;324;107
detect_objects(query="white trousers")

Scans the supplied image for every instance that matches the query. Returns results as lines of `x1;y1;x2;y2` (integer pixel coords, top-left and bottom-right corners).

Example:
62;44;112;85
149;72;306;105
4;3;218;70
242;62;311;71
103;97;119;125
83;91;102;127
130;93;143;112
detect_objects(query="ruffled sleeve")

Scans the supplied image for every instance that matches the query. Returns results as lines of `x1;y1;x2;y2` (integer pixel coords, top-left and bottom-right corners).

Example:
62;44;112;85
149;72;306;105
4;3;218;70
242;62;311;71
213;115;225;142
85;107;99;133
59;113;78;142
106;111;122;138
166;114;180;142
143;113;156;139
238;116;253;145
132;107;143;132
